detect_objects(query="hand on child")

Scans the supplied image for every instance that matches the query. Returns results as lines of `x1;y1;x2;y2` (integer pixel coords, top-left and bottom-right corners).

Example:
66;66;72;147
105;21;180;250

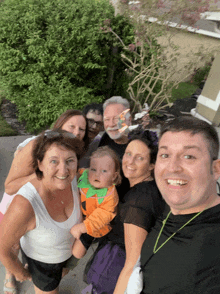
70;223;87;240
15;264;32;283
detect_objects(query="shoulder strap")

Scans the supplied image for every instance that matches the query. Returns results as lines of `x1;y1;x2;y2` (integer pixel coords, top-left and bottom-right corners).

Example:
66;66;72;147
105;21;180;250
217;181;220;196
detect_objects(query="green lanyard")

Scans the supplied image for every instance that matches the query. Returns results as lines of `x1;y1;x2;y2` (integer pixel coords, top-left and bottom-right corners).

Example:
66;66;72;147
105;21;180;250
153;209;204;254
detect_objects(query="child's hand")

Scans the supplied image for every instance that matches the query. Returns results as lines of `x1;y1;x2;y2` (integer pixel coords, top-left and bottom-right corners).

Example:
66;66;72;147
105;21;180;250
70;223;87;240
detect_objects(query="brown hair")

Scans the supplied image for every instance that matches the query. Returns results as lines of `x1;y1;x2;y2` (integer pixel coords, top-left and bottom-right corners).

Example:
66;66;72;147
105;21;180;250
90;146;122;185
160;116;219;161
32;129;84;179
128;126;158;178
52;109;90;150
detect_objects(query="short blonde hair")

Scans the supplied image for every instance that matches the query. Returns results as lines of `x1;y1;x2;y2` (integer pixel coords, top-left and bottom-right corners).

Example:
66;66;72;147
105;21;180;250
90;146;122;185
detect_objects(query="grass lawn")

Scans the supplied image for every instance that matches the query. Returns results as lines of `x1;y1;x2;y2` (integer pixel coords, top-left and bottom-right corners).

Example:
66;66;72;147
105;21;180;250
171;82;198;102
0;95;17;136
0;115;17;136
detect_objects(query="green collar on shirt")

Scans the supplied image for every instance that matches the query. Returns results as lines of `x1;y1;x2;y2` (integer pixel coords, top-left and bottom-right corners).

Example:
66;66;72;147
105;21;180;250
78;170;108;204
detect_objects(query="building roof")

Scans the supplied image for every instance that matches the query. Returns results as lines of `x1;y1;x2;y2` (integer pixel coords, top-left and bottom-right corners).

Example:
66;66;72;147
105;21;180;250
129;1;220;39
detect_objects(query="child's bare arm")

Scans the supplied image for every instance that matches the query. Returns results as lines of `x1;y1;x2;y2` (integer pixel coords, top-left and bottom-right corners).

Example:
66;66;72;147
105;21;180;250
70;223;87;240
72;238;87;259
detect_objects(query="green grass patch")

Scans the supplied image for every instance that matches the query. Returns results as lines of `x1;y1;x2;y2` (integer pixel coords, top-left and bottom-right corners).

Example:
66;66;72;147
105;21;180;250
171;82;198;102
0;115;17;136
0;95;17;136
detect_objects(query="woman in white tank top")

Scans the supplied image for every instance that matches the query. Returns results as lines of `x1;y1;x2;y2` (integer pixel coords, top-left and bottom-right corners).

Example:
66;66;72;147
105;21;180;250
0;129;85;294
1;109;89;293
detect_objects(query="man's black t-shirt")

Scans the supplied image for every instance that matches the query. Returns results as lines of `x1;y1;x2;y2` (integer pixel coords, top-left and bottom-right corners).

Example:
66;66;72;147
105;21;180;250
141;204;220;294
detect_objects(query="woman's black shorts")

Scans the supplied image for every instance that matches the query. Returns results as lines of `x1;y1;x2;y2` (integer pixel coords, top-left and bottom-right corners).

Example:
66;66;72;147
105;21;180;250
21;249;78;291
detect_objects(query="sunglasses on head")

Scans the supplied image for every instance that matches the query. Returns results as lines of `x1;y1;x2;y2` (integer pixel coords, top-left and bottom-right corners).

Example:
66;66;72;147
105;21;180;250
44;130;76;139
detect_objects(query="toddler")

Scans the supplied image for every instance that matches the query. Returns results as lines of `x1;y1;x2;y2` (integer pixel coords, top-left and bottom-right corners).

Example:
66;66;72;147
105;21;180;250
70;146;121;258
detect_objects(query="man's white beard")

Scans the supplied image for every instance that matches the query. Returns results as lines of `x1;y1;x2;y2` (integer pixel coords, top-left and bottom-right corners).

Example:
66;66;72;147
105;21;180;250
106;129;122;140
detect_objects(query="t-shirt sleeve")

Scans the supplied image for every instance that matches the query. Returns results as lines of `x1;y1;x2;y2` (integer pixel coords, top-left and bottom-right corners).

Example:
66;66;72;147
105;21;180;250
120;182;163;232
16;135;37;150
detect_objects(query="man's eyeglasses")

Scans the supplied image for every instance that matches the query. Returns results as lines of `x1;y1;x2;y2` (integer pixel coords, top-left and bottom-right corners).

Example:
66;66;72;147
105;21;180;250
87;118;103;128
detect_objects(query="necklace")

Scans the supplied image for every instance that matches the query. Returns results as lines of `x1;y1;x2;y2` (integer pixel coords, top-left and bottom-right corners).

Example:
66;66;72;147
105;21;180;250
153;209;204;254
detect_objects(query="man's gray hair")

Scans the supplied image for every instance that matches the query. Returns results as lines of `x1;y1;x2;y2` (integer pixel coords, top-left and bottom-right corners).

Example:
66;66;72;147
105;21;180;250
103;96;130;111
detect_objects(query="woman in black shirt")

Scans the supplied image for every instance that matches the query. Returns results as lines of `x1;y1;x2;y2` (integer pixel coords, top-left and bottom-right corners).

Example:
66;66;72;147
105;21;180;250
113;128;165;293
84;128;165;294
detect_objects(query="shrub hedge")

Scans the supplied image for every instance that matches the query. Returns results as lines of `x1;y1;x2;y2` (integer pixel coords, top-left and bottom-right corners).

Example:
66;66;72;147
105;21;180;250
0;0;134;132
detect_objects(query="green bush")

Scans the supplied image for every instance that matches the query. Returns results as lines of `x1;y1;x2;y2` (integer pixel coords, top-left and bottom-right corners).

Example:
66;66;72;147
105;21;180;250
192;64;212;87
0;0;134;132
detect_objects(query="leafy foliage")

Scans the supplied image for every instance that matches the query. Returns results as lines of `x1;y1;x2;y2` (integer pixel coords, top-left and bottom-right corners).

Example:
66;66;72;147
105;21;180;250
0;115;17;136
0;0;134;132
192;63;212;86
0;94;17;136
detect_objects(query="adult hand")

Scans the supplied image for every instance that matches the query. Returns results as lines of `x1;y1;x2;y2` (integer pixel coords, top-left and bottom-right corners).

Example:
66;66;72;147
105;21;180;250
15;264;32;283
70;223;87;239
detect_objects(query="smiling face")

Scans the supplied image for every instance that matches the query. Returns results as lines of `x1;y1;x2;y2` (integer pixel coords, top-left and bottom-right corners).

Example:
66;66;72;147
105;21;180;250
155;131;220;215
103;104;131;143
122;140;154;187
62;115;86;140
88;155;117;189
38;143;77;192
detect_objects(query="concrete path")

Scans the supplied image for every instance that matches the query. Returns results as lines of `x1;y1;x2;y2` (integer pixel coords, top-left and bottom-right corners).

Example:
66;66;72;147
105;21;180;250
0;135;92;294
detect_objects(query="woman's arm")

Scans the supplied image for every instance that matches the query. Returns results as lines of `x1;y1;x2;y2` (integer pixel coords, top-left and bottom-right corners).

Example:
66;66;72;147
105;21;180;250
0;195;35;281
5;139;36;195
113;223;148;294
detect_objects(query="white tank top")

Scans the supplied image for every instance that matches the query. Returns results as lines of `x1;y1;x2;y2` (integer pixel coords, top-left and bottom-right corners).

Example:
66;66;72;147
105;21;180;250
19;177;82;263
